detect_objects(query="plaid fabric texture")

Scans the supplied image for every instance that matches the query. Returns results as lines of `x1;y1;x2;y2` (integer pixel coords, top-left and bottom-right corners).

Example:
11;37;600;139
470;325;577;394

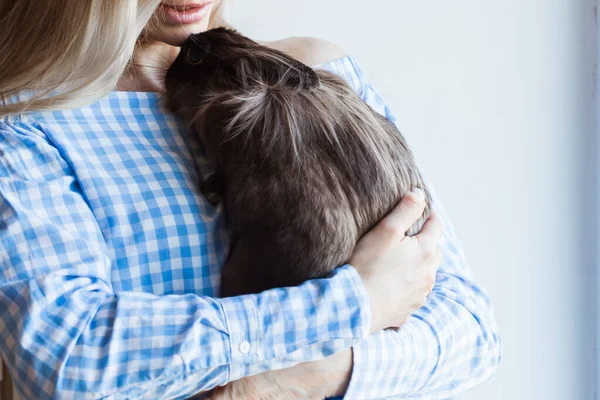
0;56;500;399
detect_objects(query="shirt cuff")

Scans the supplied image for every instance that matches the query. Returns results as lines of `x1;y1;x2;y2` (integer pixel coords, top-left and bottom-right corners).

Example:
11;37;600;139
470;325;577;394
219;265;371;382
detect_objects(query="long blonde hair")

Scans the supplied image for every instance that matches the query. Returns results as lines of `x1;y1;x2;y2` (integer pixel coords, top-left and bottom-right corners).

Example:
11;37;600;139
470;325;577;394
0;0;227;117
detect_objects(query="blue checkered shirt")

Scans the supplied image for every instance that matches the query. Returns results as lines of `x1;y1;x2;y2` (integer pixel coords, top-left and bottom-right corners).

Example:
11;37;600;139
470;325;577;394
0;56;501;399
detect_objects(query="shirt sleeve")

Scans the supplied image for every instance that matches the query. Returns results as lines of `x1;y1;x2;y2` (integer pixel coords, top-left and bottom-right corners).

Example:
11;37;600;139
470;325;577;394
0;119;371;400
325;57;502;399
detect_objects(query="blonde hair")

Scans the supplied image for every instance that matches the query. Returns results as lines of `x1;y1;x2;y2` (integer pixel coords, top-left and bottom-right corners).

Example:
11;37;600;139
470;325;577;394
0;0;227;117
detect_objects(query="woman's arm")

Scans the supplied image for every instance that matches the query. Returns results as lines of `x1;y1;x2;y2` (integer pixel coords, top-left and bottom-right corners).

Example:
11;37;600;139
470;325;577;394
0;120;371;399
326;55;502;398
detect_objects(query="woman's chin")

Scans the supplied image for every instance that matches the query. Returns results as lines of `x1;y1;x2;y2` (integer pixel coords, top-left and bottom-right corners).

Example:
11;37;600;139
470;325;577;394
149;22;210;46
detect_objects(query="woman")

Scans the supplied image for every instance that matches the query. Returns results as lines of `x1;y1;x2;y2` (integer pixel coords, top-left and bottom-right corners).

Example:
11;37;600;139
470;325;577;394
0;1;501;399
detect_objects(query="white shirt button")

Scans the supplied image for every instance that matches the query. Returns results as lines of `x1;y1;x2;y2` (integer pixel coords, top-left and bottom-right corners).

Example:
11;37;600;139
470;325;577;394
238;341;251;354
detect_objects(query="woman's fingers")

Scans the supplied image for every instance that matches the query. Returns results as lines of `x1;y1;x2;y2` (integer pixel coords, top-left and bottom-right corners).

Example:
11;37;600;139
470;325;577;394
415;210;444;249
376;188;427;238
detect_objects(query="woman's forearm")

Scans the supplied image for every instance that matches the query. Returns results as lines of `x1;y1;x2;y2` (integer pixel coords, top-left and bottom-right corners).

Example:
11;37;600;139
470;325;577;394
1;266;370;399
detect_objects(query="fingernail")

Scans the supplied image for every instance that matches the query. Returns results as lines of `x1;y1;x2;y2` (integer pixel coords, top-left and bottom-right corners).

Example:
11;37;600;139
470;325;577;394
411;188;425;203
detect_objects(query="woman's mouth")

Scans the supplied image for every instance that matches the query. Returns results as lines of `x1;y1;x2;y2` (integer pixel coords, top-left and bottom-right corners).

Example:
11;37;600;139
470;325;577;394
160;2;214;25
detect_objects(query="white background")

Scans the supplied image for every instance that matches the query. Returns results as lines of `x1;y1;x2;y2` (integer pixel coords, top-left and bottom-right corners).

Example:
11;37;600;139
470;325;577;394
229;1;598;399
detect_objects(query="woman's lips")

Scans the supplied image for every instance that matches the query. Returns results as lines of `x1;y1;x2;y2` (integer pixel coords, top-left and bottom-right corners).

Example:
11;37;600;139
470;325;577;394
160;2;213;25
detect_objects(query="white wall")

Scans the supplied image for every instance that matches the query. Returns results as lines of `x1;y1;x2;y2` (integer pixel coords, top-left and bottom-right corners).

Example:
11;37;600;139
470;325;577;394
229;1;598;399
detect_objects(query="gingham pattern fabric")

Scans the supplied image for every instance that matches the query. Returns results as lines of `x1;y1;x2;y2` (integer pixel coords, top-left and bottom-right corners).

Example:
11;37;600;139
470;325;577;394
0;56;501;400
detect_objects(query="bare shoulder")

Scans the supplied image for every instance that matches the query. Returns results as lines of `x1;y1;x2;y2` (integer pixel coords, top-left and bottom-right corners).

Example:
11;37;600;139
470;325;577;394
260;37;348;66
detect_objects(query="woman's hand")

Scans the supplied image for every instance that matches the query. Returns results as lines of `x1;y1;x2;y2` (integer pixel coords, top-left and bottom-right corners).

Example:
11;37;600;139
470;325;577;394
350;188;443;332
207;349;353;400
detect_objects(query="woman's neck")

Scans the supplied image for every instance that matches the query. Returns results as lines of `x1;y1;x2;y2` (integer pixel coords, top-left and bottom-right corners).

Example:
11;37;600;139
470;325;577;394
117;40;180;92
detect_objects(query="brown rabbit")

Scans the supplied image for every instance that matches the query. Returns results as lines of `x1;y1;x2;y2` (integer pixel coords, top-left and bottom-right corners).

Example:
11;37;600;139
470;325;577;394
165;28;431;297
